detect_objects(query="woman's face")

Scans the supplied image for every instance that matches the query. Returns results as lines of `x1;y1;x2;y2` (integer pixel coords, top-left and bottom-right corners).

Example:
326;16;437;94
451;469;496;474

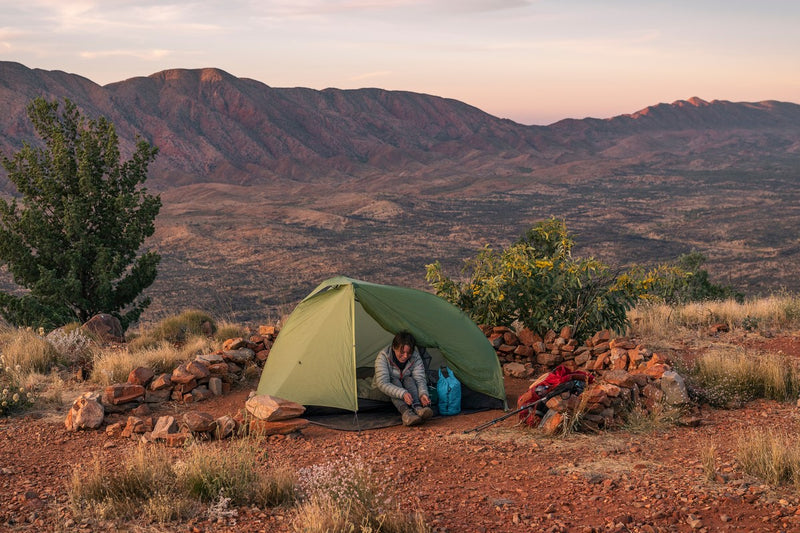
393;344;413;363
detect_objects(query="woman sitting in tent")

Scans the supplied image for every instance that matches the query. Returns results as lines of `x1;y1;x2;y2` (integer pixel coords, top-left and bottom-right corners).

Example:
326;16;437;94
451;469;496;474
374;331;434;426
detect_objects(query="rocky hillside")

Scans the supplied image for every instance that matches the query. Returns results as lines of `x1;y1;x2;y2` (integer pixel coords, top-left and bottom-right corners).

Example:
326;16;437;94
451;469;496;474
1;61;799;321
2;61;799;191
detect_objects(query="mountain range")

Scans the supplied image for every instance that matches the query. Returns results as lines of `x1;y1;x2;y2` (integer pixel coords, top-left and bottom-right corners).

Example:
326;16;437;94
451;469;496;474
1;60;799;323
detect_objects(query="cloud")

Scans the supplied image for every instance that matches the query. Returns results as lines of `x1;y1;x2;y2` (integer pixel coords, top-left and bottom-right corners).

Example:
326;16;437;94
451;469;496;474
79;49;173;60
350;70;393;81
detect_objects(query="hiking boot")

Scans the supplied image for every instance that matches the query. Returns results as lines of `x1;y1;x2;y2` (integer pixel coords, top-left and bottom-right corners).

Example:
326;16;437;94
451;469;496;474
414;406;434;420
401;409;423;426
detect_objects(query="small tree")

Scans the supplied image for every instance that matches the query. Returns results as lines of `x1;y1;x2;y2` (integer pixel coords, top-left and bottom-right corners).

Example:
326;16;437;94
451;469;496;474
426;218;641;342
628;251;743;305
0;98;161;330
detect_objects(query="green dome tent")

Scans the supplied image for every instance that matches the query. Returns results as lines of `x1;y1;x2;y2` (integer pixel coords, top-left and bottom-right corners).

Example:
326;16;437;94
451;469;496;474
256;276;505;412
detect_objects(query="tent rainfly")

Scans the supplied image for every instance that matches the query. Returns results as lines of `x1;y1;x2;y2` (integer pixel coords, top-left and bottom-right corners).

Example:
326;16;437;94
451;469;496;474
256;276;506;412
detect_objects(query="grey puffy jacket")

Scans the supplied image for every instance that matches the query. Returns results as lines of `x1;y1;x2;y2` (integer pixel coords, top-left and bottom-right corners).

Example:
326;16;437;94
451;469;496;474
373;345;428;400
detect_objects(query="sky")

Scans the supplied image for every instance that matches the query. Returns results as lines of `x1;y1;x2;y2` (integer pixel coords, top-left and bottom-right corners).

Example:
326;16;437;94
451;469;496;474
1;0;798;125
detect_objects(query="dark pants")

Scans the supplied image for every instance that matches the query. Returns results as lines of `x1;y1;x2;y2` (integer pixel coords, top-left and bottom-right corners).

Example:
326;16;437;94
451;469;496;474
390;373;423;413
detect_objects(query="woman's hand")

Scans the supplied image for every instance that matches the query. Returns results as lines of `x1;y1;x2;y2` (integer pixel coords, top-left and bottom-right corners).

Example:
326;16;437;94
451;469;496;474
403;392;413;405
420;394;431;407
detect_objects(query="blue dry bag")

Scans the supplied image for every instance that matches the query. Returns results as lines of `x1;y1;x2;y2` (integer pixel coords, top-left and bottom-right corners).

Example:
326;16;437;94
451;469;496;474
437;366;461;416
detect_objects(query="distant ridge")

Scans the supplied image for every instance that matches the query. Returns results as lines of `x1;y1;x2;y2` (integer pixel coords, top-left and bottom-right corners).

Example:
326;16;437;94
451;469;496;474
2;61;799;192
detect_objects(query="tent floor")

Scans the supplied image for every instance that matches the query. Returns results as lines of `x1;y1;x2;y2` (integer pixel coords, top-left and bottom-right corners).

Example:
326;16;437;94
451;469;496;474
306;410;403;431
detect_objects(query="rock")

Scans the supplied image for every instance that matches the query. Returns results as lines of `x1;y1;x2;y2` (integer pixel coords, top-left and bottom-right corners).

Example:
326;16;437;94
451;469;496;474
223;348;255;365
165;432;191;447
591;330;612;345
246;394;306;421
104;383;145;405
516;328;541;346
150;373;172;390
190;386;215;402
82;313;124;343
539;410;564;435
513;345;534;358
127;367;155;387
208;377;223;396
196;353;225;365
174;379;198;394
186;360;210;380
144;389;171;403
131;404;151;417
182;411;217;433
536;352;563;367
208;362;230;375
643;363;669;379
602;370;635;388
171;363;196;384
248;417;310;436
105;422;124;437
503;362;527;377
65;392;105;431
151;416;179;440
660;370;690;405
222;337;247;351
122;416;152;438
258;325;277;336
215;415;237;439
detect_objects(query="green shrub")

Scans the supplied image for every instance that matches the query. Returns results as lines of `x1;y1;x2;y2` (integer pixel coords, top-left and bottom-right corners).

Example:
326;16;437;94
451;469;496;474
630;251;743;305
426;218;640;342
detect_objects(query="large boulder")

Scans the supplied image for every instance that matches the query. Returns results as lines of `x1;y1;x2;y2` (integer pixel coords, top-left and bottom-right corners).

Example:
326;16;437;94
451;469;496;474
82;314;124;343
246;394;306;421
660;370;690;405
65;392;105;431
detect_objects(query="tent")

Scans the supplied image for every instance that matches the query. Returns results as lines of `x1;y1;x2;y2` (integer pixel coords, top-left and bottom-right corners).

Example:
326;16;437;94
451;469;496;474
256;276;505;412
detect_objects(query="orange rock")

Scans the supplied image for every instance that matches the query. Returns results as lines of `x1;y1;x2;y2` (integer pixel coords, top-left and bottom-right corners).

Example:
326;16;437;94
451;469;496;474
248;418;310;436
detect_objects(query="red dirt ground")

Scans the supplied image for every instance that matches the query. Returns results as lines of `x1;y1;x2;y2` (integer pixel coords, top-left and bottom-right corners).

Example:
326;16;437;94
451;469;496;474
2;332;800;532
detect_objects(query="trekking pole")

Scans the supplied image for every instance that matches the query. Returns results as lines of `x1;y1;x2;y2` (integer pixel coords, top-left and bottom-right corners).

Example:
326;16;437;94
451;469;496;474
462;403;537;434
462;379;583;434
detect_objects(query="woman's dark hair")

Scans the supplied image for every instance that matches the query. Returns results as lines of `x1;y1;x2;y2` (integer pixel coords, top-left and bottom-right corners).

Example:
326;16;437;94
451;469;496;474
392;331;416;350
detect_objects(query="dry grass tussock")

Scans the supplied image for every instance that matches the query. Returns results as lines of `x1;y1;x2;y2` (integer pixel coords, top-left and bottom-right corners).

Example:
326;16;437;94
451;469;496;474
293;455;430;533
127;309;217;350
0;326;60;374
70;438;295;524
690;345;800;406
629;293;800;343
736;428;800;488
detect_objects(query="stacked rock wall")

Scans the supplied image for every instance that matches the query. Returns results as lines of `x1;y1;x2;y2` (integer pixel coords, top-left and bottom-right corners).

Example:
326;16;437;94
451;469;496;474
484;325;694;433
